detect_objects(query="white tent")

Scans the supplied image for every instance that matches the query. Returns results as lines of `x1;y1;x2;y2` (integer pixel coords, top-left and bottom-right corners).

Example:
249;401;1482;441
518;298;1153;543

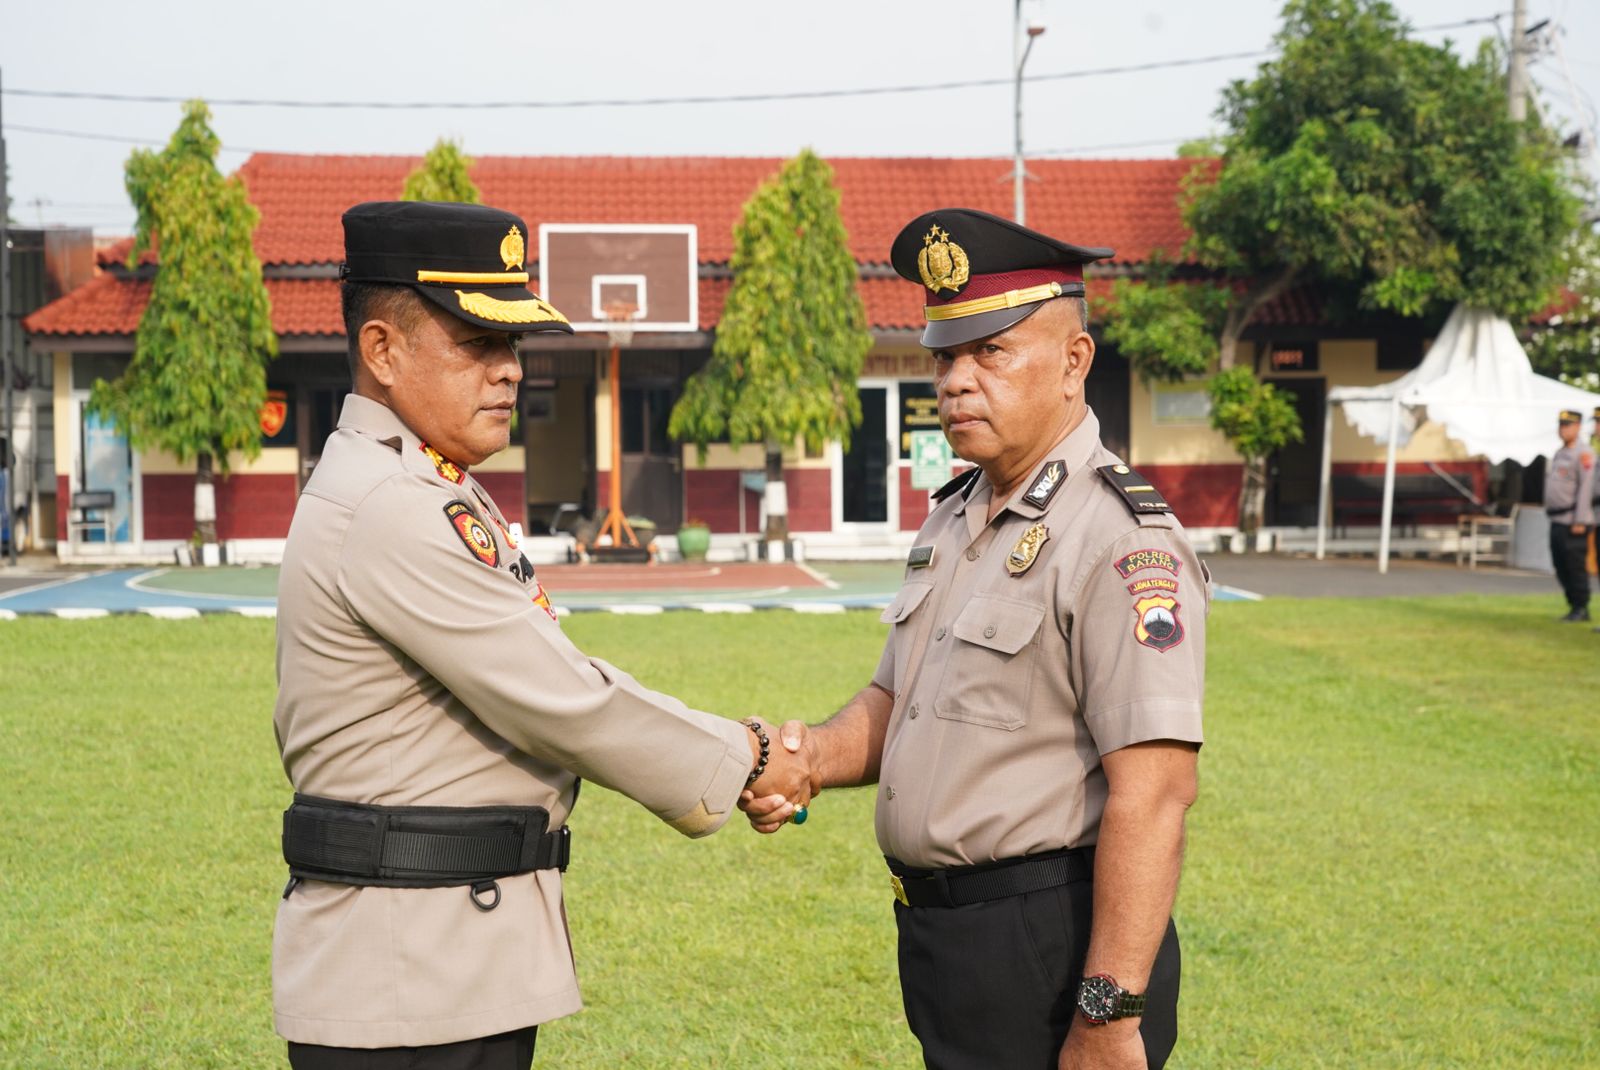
1315;305;1600;572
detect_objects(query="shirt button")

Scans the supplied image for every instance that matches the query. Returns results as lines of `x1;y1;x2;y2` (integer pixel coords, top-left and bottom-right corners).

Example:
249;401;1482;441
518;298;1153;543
934;626;947;641
886;786;896;799
909;702;920;719
983;624;997;639
965;547;979;561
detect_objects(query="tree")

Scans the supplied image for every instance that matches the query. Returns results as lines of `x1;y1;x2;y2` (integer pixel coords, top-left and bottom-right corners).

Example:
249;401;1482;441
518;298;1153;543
401;139;480;204
88;100;276;551
1106;0;1582;534
669;148;870;547
1525;226;1600;388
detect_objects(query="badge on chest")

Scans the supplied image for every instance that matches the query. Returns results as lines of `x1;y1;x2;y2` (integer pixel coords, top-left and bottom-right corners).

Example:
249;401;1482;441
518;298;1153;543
1007;522;1050;576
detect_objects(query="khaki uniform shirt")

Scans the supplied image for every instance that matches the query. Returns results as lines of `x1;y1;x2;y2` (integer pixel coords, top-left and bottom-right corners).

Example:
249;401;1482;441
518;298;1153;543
871;409;1207;869
272;394;751;1048
1543;442;1595;525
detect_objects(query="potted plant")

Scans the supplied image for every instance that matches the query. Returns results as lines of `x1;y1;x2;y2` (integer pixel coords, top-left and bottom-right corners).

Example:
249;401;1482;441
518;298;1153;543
676;518;711;562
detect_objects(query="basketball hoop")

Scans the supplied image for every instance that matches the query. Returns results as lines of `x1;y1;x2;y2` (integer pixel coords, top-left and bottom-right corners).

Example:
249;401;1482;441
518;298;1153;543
603;298;638;348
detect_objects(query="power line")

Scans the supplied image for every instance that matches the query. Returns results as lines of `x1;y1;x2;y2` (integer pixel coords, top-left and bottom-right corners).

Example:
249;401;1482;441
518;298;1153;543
7;123;256;153
0;17;1502;113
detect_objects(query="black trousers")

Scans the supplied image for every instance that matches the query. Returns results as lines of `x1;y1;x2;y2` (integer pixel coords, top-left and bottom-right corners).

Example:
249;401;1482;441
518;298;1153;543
287;1027;537;1070
896;880;1180;1070
1549;523;1591;610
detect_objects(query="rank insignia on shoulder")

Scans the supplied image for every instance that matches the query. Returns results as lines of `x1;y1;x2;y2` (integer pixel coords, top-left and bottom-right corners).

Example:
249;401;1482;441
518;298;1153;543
444;500;498;568
1097;464;1171;515
421;443;466;485
932;467;980;503
908;545;936;570
1007;522;1050;576
1023;460;1066;509
1132;594;1185;652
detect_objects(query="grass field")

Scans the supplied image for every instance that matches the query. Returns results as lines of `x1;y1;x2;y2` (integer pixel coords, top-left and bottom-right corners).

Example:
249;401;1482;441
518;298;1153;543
2;596;1596;1068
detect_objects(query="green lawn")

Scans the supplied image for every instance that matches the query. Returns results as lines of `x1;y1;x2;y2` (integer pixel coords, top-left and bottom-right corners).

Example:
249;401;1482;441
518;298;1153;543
1;598;1595;1068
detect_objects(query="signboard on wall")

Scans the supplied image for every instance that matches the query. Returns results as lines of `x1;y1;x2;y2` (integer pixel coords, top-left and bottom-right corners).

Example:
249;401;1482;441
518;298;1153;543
899;382;940;457
910;430;953;490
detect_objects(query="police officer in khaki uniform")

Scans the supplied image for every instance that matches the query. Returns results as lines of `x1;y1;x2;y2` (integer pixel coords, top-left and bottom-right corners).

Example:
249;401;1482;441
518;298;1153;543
744;209;1205;1070
274;201;813;1070
1544;409;1594;622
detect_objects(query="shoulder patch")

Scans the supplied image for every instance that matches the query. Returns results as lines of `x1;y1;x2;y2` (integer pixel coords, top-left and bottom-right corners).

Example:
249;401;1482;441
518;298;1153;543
444;500;499;568
932;467;981;503
1113;548;1182;578
1096;464;1172;515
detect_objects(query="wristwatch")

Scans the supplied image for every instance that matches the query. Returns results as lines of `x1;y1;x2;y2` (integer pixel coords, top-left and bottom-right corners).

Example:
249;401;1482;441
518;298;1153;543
1076;973;1146;1024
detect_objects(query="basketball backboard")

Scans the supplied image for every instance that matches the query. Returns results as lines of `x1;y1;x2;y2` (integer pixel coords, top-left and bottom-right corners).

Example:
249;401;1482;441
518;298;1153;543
538;224;698;333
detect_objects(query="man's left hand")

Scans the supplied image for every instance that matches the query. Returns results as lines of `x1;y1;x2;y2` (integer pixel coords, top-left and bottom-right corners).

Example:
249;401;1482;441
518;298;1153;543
1058;1019;1146;1070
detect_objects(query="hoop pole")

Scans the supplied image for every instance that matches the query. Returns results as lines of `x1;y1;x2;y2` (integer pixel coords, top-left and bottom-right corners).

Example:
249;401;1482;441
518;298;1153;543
598;342;638;548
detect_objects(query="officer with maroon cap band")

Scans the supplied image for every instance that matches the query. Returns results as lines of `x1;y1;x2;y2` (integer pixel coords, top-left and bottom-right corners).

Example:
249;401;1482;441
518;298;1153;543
744;208;1207;1070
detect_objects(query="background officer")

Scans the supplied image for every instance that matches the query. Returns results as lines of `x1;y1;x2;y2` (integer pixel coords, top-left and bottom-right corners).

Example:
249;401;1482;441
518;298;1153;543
1544;408;1594;622
744;208;1206;1070
273;201;813;1070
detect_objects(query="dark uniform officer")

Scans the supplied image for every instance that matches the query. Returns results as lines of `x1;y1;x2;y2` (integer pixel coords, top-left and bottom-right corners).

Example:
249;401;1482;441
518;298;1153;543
1544;409;1594;621
750;209;1207;1070
273;202;802;1069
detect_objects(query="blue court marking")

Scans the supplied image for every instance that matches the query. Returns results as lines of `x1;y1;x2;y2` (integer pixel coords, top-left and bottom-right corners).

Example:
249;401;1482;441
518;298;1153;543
0;569;276;614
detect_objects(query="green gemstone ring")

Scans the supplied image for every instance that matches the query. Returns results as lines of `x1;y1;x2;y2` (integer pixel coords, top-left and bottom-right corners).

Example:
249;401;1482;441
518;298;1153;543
793;806;809;825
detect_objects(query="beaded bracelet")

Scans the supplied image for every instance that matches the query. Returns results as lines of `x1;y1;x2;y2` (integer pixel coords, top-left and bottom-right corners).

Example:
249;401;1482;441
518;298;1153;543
743;718;770;786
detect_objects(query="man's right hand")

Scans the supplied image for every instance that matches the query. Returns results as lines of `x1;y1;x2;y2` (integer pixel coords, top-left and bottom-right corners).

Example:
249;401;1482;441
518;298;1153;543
741;720;820;833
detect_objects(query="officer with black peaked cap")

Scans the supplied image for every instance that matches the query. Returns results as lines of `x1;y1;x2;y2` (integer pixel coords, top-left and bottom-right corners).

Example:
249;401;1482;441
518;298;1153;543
273;200;815;1069
745;207;1208;1069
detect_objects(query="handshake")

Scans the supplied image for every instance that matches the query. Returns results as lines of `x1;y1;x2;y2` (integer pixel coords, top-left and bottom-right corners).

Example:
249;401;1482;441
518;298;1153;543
738;719;821;834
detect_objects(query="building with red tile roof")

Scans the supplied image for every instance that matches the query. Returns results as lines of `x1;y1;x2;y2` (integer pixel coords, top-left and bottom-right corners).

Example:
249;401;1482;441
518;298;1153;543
25;152;1471;561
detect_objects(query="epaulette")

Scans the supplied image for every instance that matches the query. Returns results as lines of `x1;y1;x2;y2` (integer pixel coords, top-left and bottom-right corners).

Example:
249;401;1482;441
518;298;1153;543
1096;464;1172;515
932;466;981;503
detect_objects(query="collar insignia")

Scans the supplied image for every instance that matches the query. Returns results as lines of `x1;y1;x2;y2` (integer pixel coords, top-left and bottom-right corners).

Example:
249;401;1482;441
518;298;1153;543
1006;522;1050;577
420;443;466;484
1024;460;1066;509
500;225;526;271
917;225;970;295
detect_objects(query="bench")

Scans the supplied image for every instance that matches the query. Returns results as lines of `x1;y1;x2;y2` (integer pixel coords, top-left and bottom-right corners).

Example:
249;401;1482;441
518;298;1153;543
68;490;115;546
1330;472;1477;536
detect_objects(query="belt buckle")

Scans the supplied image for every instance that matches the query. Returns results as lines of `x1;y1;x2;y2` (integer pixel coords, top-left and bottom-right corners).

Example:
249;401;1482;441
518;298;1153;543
890;874;909;906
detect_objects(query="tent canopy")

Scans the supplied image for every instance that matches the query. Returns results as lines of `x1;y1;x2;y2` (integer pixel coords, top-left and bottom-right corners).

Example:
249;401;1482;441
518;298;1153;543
1318;305;1600;572
1328;305;1600;467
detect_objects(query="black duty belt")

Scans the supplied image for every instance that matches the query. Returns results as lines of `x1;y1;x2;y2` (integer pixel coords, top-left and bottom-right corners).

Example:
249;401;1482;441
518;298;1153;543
886;847;1092;908
282;794;570;911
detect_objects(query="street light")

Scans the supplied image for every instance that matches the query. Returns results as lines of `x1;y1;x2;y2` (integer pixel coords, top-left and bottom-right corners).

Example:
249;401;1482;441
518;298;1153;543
1014;0;1046;224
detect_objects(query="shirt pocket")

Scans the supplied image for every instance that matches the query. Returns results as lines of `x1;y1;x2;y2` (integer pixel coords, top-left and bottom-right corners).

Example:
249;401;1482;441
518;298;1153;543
934;594;1047;731
881;582;935;694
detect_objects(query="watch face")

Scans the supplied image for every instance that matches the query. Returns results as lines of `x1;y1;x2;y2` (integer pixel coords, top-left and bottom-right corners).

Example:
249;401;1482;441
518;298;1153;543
1077;974;1121;1022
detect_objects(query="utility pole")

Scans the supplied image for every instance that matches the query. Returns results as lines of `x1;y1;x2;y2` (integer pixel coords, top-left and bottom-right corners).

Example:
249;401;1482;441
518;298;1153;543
1508;0;1530;121
1012;0;1045;224
1;65;16;565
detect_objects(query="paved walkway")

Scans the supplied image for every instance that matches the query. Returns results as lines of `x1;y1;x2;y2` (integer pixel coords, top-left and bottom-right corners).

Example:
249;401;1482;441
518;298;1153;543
0;552;1568;618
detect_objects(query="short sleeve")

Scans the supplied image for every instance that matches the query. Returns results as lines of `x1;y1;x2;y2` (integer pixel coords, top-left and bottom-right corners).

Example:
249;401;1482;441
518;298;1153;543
1070;526;1207;755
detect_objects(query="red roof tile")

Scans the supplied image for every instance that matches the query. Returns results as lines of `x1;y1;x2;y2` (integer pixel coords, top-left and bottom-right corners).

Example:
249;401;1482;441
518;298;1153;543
233;153;1206;267
26;275;343;338
34;153;1213;338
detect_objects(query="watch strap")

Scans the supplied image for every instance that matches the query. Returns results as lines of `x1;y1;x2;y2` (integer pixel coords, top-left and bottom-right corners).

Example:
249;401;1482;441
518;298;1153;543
1115;991;1146;1019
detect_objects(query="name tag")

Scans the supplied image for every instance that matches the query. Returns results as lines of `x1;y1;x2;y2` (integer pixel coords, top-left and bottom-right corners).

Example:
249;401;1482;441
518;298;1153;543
908;545;935;570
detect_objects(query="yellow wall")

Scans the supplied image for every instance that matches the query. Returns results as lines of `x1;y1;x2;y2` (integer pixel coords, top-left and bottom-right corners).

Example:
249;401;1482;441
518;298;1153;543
138;446;302;475
1129;339;1470;466
53;353;72;480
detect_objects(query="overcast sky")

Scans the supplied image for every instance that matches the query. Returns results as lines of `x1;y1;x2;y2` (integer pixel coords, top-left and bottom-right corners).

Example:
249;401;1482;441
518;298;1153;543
3;0;1596;236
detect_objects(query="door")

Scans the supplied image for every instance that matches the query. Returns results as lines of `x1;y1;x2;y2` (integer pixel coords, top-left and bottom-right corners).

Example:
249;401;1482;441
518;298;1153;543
620;383;683;531
840;385;891;526
75;402;138;545
298;386;348;485
1087;342;1132;462
1265;378;1325;527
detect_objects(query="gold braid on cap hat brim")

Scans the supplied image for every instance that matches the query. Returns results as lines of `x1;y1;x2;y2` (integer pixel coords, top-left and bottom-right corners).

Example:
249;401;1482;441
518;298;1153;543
924;281;1076;321
454;290;571;326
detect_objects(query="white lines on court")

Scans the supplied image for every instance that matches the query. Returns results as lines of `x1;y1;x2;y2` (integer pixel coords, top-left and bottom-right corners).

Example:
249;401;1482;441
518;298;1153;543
2;601;890;619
